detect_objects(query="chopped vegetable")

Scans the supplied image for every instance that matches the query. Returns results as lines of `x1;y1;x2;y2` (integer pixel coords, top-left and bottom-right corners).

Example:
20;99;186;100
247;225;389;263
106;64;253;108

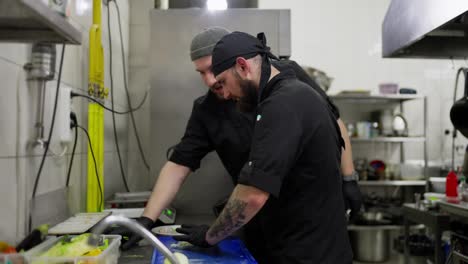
82;248;102;256
164;252;189;264
40;234;94;258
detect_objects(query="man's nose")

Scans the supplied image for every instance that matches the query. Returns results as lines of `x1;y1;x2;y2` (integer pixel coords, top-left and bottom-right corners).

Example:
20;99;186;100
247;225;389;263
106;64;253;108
206;72;217;87
222;88;231;100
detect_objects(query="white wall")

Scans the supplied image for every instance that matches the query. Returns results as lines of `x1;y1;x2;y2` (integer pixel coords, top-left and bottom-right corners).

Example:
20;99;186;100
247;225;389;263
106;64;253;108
259;0;468;168
0;0;131;244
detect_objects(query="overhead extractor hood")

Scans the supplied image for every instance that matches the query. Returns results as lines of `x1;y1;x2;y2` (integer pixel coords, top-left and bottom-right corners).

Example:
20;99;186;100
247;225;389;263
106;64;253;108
382;0;468;59
0;0;81;44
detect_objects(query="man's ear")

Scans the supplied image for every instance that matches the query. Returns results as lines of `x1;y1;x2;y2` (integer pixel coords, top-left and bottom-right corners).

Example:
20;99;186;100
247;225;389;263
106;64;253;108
235;57;249;76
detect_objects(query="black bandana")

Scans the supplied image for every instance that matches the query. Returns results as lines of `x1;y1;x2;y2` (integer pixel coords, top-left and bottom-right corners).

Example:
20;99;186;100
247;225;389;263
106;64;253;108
211;31;279;103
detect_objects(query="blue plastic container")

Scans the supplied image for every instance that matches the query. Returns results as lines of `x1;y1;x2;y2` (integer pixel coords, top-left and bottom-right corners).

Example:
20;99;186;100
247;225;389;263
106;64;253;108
151;236;257;264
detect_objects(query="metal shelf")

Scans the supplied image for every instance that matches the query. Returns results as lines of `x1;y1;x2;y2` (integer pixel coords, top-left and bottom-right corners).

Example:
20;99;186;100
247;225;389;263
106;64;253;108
348;224;425;231
438;201;468;220
0;0;82;44
330;94;424;103
351;137;426;143
358;180;426;186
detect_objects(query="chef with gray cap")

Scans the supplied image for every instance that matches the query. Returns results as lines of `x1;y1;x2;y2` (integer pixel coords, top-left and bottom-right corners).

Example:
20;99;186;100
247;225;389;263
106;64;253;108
111;27;361;262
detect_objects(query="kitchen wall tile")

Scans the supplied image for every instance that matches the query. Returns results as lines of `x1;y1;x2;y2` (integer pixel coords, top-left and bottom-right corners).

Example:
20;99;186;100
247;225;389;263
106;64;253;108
126;149;151;191
126;104;150;154
104;109;129;152
27;151;68;197
0;61;20;157
0;159;18;244
104;150;129;199
0;43;29;67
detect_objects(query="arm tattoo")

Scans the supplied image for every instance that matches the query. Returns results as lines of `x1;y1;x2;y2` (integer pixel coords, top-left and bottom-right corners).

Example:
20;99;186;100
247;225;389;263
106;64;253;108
207;199;247;239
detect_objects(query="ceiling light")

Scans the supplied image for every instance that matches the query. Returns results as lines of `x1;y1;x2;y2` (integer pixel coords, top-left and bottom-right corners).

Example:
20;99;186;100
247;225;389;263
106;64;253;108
207;0;227;10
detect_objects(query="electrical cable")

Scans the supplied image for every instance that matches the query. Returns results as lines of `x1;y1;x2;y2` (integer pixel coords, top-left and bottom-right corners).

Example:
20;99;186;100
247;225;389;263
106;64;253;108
65;127;77;187
77;125;103;210
108;3;130;192
31;43;66;199
66;112;78;187
70;91;147;115
113;0;150;171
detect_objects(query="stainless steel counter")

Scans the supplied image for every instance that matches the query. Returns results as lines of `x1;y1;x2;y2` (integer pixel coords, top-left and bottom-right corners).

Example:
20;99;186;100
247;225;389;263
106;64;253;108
438;201;468;222
402;204;451;264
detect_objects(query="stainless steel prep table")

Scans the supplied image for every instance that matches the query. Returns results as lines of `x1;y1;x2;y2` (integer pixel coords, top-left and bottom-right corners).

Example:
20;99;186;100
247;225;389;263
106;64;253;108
402;203;451;264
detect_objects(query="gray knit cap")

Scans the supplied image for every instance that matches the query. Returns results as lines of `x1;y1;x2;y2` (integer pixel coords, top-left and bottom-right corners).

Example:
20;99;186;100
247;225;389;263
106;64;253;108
190;27;230;61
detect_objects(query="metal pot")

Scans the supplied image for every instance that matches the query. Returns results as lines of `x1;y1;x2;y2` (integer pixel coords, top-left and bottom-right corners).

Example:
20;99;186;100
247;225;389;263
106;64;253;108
361;212;384;222
349;228;389;262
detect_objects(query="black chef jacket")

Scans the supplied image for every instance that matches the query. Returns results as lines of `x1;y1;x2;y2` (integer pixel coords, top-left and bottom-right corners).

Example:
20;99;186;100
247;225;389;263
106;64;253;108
169;90;254;183
169;59;340;182
237;68;352;264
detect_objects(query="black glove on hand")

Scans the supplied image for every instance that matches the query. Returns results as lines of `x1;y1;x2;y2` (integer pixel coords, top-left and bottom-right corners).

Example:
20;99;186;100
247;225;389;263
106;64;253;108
109;216;154;251
343;180;363;221
174;224;213;248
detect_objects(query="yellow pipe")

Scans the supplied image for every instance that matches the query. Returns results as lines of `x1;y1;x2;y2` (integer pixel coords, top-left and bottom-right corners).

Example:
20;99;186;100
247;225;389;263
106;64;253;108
87;0;105;212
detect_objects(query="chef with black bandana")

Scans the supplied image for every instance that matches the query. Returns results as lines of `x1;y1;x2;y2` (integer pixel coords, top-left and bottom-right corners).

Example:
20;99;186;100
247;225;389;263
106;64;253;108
174;31;353;264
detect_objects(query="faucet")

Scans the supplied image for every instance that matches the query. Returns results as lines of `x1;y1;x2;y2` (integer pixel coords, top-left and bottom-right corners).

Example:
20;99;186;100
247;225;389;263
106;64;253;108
89;215;180;264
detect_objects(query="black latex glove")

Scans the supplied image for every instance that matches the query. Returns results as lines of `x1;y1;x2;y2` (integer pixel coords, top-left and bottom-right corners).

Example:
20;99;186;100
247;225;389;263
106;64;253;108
109;216;154;251
343;180;363;221
174;224;213;248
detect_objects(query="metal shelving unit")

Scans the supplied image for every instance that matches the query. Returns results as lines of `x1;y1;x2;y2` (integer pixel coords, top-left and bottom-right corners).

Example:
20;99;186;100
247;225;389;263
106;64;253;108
330;93;428;186
358;180;426;186
348;223;425;231
351;136;426;143
0;0;82;44
331;94;424;103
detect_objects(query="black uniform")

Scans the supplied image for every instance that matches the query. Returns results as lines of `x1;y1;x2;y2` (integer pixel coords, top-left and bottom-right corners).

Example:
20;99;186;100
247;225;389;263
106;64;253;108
169;60;340;181
169;90;253;183
238;68;352;264
169;60;349;263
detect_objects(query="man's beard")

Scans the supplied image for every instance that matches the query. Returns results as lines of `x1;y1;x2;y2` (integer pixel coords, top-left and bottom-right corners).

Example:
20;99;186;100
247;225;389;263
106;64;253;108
233;71;258;113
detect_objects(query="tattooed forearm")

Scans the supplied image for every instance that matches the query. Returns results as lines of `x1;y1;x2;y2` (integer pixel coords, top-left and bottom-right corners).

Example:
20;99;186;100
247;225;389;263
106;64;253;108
207;199;247;239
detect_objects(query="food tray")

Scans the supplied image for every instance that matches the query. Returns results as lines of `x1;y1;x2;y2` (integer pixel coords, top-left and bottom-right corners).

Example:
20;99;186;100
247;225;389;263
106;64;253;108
25;235;121;264
151;236;257;264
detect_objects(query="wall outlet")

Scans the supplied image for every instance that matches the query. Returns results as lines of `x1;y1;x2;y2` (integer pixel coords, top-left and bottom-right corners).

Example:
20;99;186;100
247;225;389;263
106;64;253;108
56;86;72;144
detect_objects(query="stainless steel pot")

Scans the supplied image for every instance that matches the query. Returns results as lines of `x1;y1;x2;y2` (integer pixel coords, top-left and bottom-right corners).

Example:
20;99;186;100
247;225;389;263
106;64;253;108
349;228;389;262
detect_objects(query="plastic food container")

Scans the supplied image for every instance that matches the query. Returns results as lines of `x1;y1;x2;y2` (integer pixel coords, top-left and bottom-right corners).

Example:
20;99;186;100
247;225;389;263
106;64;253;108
424;192;445;202
379;83;399;94
25;235;121;264
430;177;446;193
0;252;25;264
